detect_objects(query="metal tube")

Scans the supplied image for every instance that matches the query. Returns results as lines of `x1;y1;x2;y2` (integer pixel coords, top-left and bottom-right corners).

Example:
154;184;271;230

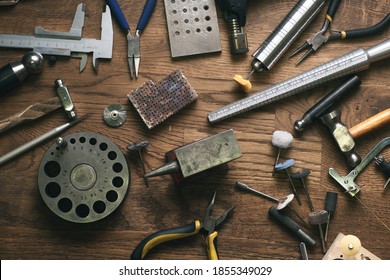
208;39;390;123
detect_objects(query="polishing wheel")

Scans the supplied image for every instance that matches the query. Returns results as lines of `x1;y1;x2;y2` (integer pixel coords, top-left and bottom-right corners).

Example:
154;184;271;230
38;132;130;223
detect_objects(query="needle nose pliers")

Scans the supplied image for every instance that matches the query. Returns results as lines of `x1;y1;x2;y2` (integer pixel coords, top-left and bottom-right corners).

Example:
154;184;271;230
290;0;390;65
130;191;235;260
107;0;157;78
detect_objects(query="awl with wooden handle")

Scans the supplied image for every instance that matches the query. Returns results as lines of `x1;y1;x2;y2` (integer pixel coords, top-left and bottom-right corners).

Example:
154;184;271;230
0;97;62;134
350;108;390;138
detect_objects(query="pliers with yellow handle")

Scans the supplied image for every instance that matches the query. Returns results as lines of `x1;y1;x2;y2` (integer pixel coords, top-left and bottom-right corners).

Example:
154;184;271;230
130;191;235;260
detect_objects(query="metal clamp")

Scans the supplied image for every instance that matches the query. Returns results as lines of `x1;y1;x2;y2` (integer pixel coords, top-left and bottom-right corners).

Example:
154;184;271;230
329;137;390;196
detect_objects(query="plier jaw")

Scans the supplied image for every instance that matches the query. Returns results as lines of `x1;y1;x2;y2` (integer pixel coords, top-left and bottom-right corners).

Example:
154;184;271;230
201;191;236;260
290;30;329;65
127;31;140;79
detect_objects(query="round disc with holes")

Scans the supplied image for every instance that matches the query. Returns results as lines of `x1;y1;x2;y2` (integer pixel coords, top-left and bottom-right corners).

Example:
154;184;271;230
38;132;130;223
103;104;126;127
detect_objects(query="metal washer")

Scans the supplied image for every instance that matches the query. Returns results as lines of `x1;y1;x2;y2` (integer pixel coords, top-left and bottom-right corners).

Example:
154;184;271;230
103;104;126;127
38;132;130;223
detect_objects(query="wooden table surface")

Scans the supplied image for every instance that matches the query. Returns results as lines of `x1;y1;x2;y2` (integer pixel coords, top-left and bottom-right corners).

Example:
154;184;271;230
0;0;389;260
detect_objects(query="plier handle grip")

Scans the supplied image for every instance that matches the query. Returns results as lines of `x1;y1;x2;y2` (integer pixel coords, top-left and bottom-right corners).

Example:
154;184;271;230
290;0;390;65
130;191;235;260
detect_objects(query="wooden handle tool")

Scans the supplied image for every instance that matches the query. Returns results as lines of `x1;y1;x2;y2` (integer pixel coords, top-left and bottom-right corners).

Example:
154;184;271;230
349;108;390;138
0;97;62;134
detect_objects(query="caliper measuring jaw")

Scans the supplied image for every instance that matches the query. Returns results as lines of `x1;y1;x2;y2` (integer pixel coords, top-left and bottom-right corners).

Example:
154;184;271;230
329;137;390;197
0;3;113;72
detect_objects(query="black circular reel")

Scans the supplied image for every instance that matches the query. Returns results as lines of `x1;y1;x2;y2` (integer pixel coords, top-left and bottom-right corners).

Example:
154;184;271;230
38;132;130;223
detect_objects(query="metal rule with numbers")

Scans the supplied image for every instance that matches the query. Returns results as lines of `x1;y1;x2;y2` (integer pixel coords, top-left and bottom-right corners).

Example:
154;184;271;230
208;39;390;124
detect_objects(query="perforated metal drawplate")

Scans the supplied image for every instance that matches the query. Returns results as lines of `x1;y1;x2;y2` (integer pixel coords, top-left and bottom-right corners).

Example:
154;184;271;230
164;0;221;57
38;132;130;223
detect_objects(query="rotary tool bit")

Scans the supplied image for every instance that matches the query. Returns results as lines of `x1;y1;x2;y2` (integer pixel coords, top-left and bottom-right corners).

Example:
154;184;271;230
323;191;338;241
309;209;328;253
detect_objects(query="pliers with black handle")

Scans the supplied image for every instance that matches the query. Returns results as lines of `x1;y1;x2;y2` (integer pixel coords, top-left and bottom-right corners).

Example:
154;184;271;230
130;191;235;260
290;0;390;65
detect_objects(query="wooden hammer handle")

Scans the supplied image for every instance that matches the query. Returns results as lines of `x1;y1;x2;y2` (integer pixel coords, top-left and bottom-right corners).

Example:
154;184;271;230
349;108;390;138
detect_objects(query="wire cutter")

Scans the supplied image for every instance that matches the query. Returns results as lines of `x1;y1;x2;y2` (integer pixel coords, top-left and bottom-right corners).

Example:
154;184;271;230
107;0;157;78
290;0;390;65
130;191;235;260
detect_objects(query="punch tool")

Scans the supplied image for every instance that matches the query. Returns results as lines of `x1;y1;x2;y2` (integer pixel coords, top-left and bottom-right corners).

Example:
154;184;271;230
131;191;235;260
107;0;156;79
290;0;390;65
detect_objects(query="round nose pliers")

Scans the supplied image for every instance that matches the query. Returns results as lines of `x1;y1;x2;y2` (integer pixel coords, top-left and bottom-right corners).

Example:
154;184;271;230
107;0;157;78
290;0;390;65
130;191;235;260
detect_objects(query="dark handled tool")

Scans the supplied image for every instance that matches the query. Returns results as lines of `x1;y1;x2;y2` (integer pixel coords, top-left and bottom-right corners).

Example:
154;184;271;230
216;0;249;54
324;192;338;241
107;0;157;78
291;0;390;65
131;191;235;260
268;206;316;247
0;51;44;97
294;75;361;132
236;181;310;229
375;156;390;189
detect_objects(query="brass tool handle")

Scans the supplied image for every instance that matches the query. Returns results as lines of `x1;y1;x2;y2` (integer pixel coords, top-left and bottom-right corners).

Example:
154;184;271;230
0;97;62;134
350;108;390;138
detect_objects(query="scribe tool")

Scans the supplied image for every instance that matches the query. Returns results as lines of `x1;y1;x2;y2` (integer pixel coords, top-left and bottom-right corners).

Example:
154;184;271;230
107;0;157;78
0;4;113;72
131;191;235;260
208;38;390;124
291;0;390;65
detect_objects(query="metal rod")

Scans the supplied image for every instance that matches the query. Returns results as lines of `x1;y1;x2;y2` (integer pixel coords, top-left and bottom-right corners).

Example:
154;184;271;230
0;114;88;166
208;39;390;123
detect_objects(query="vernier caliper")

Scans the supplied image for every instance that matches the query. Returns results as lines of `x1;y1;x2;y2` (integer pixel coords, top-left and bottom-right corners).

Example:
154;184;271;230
0;3;113;72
